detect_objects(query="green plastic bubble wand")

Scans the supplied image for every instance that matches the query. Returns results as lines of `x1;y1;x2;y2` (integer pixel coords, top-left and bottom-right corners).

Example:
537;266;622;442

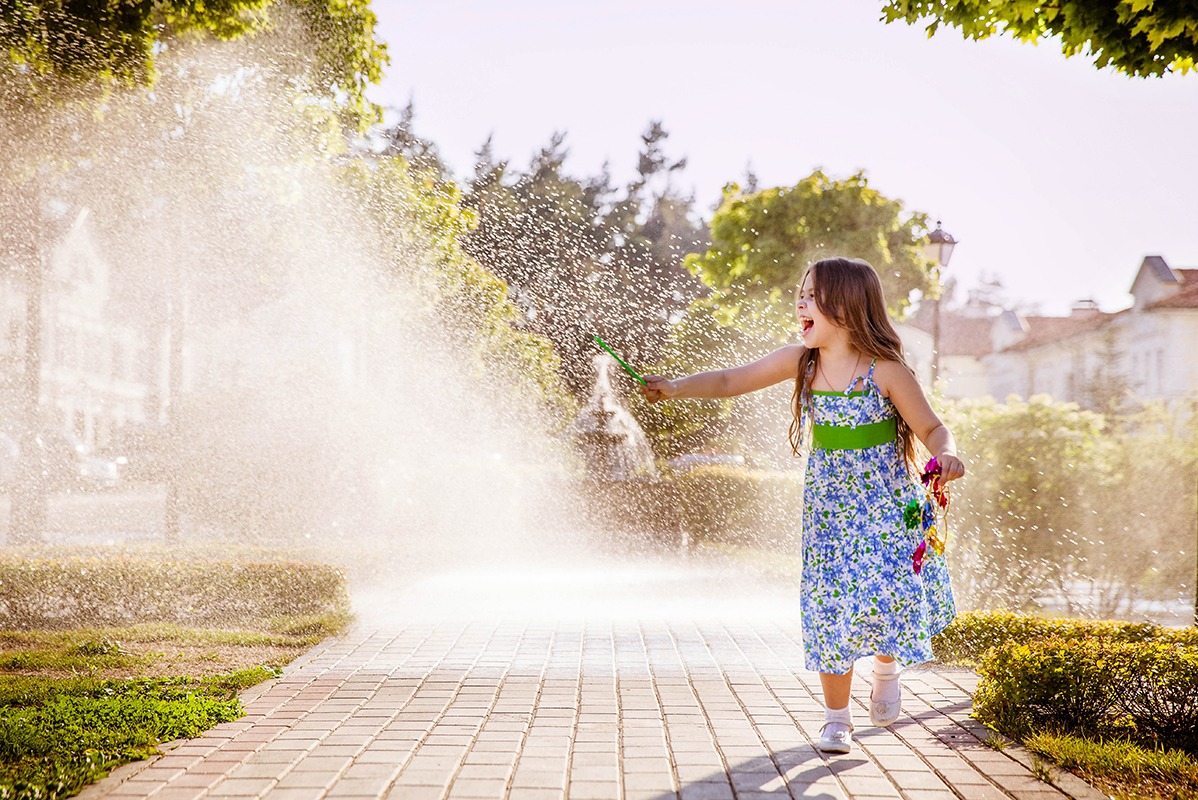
592;336;647;385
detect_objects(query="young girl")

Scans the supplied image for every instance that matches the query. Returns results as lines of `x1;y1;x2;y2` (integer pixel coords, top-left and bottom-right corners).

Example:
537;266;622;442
641;257;963;755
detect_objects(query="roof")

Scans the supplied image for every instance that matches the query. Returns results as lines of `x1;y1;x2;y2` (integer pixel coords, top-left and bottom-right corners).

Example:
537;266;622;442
1000;311;1118;353
905;305;995;358
1150;267;1198;309
1140;255;1177;283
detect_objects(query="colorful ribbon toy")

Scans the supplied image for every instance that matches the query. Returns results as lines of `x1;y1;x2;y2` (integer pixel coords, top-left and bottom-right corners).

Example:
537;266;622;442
906;457;950;574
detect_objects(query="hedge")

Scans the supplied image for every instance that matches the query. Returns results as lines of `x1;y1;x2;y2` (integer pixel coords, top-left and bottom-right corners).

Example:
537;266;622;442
931;609;1198;667
671;464;804;546
974;638;1198;756
0;557;350;630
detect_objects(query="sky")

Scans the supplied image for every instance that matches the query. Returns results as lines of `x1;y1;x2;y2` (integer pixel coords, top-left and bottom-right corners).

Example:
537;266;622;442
366;0;1198;316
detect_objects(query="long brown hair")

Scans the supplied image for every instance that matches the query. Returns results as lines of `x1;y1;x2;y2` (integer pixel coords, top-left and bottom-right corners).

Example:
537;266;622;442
788;257;917;470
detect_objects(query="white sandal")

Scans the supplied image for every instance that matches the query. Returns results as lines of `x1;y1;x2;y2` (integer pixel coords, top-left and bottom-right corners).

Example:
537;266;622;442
817;720;853;754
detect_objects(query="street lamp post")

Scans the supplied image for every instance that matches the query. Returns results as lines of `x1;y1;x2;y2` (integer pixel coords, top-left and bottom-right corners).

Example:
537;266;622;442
923;221;957;385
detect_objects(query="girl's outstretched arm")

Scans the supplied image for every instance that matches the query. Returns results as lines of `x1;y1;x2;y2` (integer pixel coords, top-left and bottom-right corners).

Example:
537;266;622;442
875;361;966;481
641;345;804;403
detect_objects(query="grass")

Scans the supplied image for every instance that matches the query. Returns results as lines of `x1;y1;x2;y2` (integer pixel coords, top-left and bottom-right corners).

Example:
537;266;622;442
0;613;350;799
0;668;276;799
1025;732;1198;800
0;614;349;685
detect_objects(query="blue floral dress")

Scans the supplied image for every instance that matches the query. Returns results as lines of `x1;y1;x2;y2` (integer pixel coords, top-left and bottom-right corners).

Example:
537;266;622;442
800;360;955;674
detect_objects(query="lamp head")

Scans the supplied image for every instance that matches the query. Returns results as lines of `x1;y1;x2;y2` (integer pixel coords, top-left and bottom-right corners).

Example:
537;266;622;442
923;220;957;267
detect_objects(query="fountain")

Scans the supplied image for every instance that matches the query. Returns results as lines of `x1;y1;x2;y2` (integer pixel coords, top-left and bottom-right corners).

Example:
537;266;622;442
569;354;690;552
570;354;657;482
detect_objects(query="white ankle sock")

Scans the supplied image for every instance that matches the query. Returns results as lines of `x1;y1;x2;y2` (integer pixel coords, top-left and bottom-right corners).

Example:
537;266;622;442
824;704;852;725
874;657;900;675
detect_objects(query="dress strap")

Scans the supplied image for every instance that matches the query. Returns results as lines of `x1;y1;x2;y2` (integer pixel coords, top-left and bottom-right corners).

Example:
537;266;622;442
843;358;879;396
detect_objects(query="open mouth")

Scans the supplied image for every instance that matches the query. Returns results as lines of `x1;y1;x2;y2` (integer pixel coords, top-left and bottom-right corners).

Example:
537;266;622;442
799;317;814;335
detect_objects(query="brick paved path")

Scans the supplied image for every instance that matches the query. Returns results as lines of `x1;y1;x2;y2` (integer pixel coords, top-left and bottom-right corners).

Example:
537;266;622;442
82;561;1105;800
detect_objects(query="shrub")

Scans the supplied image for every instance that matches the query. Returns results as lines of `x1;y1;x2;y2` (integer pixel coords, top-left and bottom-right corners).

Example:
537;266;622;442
0;557;349;630
671;464;804;547
974;637;1198;756
938;396;1198;617
932;609;1198;666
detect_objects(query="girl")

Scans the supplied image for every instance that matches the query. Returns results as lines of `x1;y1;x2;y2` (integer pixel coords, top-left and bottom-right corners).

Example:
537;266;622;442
641;257;963;755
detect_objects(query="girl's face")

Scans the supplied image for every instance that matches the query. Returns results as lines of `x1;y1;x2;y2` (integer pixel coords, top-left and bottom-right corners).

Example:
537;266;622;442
795;271;832;348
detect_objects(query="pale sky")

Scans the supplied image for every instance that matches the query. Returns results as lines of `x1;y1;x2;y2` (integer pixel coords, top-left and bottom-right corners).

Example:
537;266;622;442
367;0;1198;316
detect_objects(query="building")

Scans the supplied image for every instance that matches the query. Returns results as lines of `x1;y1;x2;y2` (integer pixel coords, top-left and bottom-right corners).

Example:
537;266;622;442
985;256;1198;407
0;207;150;448
898;299;994;399
900;255;1198;408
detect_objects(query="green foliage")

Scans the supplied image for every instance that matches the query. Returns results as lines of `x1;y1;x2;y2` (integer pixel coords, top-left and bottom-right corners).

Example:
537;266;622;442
645;170;933;456
881;0;1198;77
339;152;576;422
937;395;1113;610
0;672;254;799
672;464;805;546
684;171;934;331
1025;732;1198;800
974;638;1198;755
1097;401;1198;607
0;557;349;630
0;0;388;127
939;395;1197;616
932;609;1198;667
462;124;708;397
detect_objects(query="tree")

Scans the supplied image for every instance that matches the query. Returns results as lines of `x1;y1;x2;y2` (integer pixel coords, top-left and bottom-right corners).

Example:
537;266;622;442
462;122;706;398
373;100;451;180
936;395;1113;612
0;0;387;126
686;170;935;333
0;0;388;544
638;171;935;460
880;0;1197;78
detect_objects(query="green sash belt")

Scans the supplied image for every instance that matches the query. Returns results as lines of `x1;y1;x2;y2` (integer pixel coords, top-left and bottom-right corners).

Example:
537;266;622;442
812;418;897;450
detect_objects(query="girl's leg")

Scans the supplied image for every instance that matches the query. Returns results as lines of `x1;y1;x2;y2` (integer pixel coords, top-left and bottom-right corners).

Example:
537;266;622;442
819;669;854;710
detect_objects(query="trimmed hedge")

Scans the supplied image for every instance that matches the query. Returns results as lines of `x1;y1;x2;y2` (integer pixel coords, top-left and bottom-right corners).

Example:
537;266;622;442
0;557;350;630
974;638;1198;756
672;464;804;546
932;609;1198;667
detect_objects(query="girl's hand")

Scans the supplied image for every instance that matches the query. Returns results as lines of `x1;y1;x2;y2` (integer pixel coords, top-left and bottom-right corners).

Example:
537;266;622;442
641;375;677;403
936;453;965;482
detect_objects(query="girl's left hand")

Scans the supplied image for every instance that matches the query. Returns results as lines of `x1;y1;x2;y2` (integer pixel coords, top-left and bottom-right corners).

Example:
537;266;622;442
936;453;965;482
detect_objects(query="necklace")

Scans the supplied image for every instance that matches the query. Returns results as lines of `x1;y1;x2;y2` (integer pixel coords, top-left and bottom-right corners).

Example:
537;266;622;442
818;352;863;392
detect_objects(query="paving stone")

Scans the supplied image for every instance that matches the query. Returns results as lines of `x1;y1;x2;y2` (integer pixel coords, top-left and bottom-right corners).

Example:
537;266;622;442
78;589;1112;800
145;788;208;800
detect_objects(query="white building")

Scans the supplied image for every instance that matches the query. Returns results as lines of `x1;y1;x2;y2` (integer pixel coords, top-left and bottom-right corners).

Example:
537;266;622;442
900;255;1198;408
0;208;150;447
984;256;1198;408
898;300;995;399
